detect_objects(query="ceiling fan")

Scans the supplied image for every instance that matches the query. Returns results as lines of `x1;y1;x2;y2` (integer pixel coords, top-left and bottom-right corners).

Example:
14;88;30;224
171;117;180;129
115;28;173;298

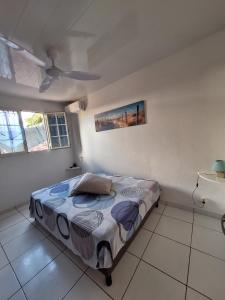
0;35;101;93
39;48;101;93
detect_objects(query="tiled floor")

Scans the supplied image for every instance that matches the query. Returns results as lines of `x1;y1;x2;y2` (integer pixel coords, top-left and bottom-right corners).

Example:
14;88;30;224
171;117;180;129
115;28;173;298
0;202;224;300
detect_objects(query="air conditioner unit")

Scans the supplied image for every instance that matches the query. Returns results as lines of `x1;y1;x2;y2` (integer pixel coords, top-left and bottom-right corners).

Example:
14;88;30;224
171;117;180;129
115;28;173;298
65;101;81;114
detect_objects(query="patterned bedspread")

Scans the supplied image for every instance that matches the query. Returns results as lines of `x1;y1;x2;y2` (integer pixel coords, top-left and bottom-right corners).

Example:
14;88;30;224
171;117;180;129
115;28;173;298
30;174;160;269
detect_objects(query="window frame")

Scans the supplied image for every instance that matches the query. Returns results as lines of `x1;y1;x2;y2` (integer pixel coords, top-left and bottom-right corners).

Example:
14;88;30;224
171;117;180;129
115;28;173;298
0;109;70;157
45;112;70;150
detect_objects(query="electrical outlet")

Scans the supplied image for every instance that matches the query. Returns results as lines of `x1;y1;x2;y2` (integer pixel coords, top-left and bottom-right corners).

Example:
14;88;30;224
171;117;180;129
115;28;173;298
193;197;206;208
201;197;207;206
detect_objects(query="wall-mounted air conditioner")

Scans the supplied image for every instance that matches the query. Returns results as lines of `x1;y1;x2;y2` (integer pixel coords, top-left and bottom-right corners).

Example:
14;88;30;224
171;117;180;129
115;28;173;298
65;98;87;114
65;101;80;113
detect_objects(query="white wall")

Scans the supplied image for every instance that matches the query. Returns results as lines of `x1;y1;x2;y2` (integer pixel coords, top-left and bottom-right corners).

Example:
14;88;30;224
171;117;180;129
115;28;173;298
79;29;225;216
0;94;76;212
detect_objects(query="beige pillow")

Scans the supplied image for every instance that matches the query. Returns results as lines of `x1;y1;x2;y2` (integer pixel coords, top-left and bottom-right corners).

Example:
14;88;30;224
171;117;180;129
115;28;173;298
70;173;112;196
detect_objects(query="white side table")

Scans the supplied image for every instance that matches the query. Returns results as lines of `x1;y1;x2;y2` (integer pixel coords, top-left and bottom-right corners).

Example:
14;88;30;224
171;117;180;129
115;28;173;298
198;171;225;184
197;171;225;234
66;166;82;175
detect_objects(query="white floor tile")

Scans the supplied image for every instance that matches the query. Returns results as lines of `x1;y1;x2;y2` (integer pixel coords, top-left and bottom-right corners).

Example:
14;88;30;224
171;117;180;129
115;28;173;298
64;274;110;300
0;246;8;270
143;212;161;231
192;225;225;261
154;203;166;214
194;213;222;233
143;234;190;283
16;203;29;212
155;215;192;245
87;252;139;300
23;253;82;300
17;205;30;218
10;289;27;300
164;206;193;223
0;219;32;245
128;228;152;258
123;261;186;300
12;239;60;285
186;288;209;300
3;227;45;261
64;248;88;271
0;212;25;232
188;249;225;300
0;265;20;299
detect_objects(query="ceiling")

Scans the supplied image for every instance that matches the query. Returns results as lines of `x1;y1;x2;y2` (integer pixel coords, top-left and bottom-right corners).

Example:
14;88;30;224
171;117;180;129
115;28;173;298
1;0;225;102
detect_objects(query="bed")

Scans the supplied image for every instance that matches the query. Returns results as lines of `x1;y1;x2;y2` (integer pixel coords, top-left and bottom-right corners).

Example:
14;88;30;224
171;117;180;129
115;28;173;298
29;174;160;286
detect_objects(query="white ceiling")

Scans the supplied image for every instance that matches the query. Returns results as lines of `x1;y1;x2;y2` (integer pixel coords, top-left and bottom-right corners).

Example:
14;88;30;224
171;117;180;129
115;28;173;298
1;0;225;102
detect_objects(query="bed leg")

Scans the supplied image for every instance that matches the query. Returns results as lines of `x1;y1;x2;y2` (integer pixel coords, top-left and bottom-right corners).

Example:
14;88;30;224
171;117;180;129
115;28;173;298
105;274;112;286
155;200;159;208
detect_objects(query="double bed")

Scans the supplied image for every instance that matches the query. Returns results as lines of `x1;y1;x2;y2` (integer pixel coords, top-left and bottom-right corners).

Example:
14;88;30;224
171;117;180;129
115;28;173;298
29;174;160;286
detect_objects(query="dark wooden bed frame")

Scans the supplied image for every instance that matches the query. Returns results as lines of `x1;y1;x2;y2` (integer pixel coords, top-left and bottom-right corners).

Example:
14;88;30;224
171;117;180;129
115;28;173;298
100;197;160;286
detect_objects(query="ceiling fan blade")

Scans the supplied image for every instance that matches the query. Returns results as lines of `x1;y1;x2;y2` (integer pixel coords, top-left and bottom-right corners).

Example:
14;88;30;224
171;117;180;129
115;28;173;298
39;75;56;93
0;34;46;67
63;71;101;80
19;49;46;67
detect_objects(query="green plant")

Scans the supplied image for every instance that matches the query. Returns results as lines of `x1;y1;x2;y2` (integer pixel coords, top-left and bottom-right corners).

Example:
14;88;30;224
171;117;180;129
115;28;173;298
26;113;43;127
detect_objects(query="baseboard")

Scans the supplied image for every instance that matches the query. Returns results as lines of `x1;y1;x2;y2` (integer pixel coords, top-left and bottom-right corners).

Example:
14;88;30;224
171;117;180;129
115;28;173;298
0;206;16;216
0;201;28;216
161;199;221;220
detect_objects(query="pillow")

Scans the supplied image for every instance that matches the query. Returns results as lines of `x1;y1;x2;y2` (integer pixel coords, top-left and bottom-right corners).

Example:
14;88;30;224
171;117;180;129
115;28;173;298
70;173;112;196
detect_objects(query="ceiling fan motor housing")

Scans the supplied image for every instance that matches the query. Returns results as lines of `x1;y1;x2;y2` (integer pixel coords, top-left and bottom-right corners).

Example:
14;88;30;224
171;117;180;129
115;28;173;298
46;66;62;77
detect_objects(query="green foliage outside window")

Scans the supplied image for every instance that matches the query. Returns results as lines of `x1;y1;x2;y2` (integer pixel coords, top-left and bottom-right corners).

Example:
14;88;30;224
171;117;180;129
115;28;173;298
25;113;43;127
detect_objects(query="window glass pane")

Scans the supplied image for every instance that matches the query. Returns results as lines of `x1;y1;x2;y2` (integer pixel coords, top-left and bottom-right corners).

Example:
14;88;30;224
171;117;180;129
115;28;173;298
47;114;56;125
60;136;69;147
49;125;58;136
21;112;48;152
57;114;65;124
0;111;24;154
0;111;20;126
58;125;67;136
51;136;60;148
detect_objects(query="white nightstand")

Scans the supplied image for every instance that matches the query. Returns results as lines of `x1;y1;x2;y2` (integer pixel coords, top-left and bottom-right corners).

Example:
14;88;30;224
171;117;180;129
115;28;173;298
66;166;82;175
198;171;225;184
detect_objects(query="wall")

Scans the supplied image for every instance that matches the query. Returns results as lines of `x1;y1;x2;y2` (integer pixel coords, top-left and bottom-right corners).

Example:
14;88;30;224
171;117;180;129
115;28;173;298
79;29;225;216
0;94;77;212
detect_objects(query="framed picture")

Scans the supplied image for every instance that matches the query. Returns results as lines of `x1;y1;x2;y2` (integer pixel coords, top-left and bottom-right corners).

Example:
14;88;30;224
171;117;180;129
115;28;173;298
95;100;145;132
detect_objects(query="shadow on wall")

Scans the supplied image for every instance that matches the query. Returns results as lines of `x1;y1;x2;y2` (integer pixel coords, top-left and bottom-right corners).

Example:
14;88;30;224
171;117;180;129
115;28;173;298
161;185;193;208
87;29;225;109
81;161;111;175
68;113;83;165
161;185;223;217
80;162;223;217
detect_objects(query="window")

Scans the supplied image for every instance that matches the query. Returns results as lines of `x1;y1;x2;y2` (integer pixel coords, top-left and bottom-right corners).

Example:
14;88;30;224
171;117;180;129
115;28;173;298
0;110;70;156
0;110;25;154
46;112;70;149
21;112;48;152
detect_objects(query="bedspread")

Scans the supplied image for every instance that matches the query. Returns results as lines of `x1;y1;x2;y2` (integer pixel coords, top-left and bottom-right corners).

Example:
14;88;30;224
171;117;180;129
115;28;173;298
30;174;160;269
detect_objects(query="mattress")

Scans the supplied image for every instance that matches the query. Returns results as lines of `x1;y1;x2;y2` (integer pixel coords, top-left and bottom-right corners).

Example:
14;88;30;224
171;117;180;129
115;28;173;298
30;174;160;269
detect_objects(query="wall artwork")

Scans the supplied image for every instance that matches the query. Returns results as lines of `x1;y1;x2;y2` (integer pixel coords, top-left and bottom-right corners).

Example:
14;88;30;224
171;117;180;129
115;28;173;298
95;100;146;132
